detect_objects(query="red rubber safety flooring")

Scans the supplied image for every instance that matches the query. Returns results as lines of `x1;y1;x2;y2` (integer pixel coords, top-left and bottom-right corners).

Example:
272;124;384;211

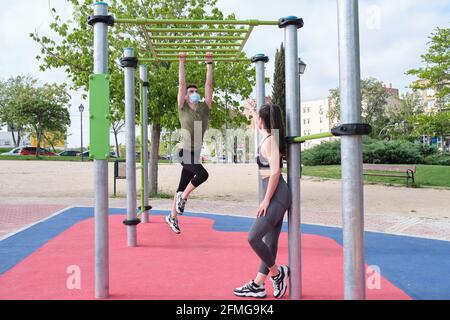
0;215;410;300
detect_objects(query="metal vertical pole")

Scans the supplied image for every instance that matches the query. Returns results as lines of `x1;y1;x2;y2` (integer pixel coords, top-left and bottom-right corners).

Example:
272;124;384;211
337;0;366;300
279;16;303;300
123;48;138;246
80;107;84;161
298;67;302;178
140;65;150;223
251;54;269;202
92;1;109;299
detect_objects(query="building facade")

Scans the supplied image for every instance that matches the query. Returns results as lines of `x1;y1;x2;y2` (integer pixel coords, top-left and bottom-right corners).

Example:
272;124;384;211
415;80;438;113
300;98;335;150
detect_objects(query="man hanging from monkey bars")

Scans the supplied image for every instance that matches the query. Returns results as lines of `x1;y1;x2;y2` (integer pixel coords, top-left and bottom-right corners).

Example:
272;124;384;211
165;52;214;234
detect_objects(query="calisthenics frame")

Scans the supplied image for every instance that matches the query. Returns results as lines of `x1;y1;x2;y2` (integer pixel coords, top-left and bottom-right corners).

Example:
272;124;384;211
88;0;368;300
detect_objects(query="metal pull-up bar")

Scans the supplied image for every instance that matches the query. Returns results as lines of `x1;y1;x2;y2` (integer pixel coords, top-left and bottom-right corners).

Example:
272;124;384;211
139;57;251;63
114;18;279;26
113;16;273;62
150;36;246;41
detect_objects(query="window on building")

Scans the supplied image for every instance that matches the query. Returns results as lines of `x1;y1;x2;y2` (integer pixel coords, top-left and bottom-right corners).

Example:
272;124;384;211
320;117;323;123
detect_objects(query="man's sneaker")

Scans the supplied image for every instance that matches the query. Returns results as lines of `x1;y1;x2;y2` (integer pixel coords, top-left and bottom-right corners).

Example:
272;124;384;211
233;281;266;298
271;265;289;299
165;215;181;234
175;192;187;214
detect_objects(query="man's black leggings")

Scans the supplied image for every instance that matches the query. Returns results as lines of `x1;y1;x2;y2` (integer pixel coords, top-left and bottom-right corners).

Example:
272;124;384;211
176;149;209;192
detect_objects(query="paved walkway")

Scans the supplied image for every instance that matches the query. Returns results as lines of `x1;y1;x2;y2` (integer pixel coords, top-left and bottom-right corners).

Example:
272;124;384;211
0;161;449;240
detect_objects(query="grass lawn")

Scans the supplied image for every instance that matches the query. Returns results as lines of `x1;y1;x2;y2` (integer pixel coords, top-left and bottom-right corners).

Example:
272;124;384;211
300;165;450;188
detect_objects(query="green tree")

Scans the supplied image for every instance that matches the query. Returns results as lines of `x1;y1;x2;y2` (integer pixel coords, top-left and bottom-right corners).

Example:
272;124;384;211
31;0;255;194
407;27;450;108
413;111;450;148
44;131;68;153
329;77;390;138
383;92;424;141
272;43;286;120
15;82;71;157
110;107;125;157
0;76;37;146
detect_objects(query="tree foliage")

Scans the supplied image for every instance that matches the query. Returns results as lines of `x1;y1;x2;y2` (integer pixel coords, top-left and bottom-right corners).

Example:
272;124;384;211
0;76;39;146
30;0;255;130
329;77;390;138
407;27;450;108
383;92;424;141
14;82;71;156
412;111;450;139
272;43;286;120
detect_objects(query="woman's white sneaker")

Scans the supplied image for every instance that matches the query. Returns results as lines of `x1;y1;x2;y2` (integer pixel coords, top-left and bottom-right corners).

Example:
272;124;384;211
165;214;181;234
175;191;187;214
233;281;267;298
271;265;289;298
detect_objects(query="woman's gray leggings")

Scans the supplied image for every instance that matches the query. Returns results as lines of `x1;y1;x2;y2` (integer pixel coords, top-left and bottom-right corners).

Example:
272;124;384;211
248;176;291;275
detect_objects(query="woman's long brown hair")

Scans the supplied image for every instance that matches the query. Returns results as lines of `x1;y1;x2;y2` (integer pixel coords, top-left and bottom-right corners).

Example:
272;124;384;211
258;104;287;158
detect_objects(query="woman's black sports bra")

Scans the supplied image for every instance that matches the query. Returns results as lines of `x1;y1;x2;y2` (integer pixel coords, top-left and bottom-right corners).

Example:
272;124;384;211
256;135;283;169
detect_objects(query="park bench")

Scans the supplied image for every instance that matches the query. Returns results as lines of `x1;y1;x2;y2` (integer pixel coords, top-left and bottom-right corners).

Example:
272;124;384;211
362;164;416;187
114;160;126;196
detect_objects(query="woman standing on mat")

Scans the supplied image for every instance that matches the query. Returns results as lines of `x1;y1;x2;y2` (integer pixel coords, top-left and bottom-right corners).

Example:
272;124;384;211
234;104;292;299
165;52;213;234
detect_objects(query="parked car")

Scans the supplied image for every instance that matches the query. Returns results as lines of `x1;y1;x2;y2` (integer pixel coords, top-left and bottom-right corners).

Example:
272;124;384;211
14;147;57;156
58;150;81;157
1;147;21;155
80;151;118;158
2;147;59;156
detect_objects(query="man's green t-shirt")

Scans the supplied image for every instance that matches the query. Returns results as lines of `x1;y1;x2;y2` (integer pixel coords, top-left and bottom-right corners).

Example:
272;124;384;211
178;101;210;152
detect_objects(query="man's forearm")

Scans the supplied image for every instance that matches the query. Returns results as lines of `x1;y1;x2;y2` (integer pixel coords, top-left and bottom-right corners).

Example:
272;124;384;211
179;61;186;86
178;59;187;107
206;64;213;87
205;64;213;104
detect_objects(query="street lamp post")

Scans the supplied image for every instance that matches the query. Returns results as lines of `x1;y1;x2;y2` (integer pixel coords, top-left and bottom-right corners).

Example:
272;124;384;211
298;58;307;75
79;103;84;161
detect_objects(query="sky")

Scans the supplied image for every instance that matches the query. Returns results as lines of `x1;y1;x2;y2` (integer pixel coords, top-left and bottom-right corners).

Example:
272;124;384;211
0;0;449;148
